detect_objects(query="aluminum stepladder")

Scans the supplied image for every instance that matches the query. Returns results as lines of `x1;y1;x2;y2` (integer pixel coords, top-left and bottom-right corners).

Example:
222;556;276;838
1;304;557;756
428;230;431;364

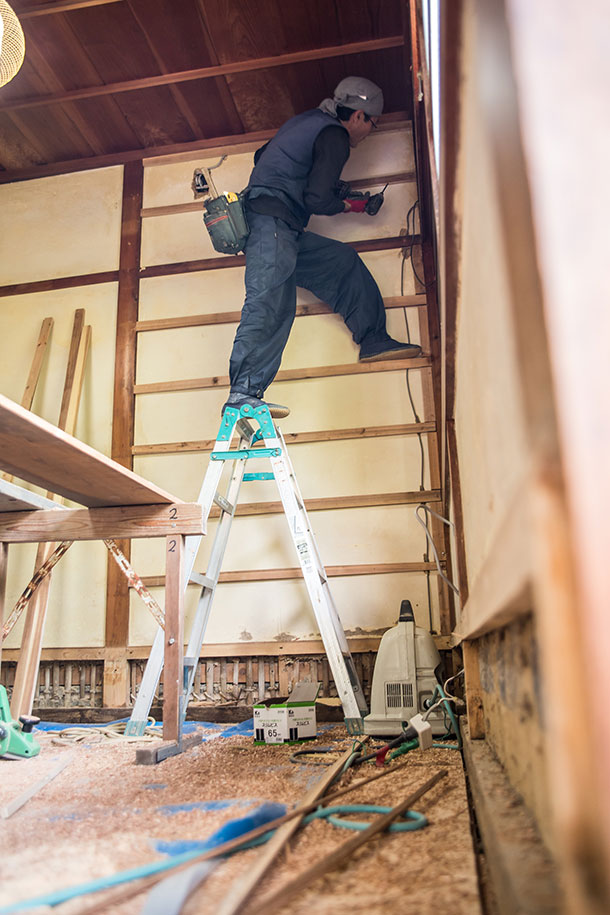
125;403;368;736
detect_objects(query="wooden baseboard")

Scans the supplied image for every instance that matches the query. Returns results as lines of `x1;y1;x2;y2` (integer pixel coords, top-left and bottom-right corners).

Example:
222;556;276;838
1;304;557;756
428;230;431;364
461;721;561;915
31;703;345;724
1;633;454;664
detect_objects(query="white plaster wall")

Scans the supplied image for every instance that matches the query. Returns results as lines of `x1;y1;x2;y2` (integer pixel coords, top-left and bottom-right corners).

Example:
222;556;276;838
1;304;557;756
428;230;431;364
0;127;435;655
141;128;416;267
133;126;438;649
0;167;123;285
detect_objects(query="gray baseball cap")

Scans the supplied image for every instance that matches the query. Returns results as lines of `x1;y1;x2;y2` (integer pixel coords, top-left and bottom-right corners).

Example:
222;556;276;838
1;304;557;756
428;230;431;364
333;76;384;117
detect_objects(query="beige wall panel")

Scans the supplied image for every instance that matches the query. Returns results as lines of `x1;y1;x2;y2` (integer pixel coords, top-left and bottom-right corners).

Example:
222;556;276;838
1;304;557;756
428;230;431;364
141;192;415;268
0;283;118;454
137;249;416;329
143;152;257;208
3;541;107;649
141;211;211;267
0;166;123;285
135;306;421;385
134;370;425;447
454;66;528;590
340;128;415;181
307;181;417;242
134;433;429;503
141;128;415;268
129;570;438;646
139;269;246;319
0;281;119;648
141;129;414;210
129;503;434;589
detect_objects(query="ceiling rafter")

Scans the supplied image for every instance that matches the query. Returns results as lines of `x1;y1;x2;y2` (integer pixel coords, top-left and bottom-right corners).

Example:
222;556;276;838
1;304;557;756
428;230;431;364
17;0;123;18
123;0;202;141
0;34;404;112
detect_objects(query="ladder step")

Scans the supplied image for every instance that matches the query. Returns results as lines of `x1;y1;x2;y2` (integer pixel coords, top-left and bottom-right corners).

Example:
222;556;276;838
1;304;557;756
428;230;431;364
214;493;234;514
243;472;275;481
189;572;215;590
210;447;280;460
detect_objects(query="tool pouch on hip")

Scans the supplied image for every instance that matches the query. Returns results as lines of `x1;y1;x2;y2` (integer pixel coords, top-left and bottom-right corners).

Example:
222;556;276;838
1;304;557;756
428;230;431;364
203;193;250;255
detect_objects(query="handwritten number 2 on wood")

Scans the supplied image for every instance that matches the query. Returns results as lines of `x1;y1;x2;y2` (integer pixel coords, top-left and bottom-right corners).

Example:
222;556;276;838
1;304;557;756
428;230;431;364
169;507;178;520
168;539;176;552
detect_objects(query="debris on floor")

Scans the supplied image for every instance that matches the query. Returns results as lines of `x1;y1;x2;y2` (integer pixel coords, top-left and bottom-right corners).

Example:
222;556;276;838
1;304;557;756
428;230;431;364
0;721;481;914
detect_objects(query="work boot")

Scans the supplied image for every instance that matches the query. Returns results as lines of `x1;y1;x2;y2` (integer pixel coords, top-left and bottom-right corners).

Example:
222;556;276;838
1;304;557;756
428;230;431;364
358;337;422;362
221;392;290;419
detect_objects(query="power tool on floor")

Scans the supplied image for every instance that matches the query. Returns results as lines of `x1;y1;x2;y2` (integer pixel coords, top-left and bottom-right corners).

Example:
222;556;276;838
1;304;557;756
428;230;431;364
0;684;40;759
192;156;249;255
364;599;447;737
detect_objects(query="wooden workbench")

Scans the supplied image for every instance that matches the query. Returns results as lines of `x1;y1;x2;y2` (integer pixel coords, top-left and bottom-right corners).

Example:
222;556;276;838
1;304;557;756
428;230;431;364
0;393;205;741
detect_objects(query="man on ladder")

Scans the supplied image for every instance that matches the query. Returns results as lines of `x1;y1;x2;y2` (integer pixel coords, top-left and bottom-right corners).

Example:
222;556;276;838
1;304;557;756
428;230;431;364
223;75;422;420
128;78;414;738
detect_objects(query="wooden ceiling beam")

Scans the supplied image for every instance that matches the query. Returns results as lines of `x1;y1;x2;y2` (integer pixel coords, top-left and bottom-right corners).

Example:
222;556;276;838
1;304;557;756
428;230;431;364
0;114;410;184
17;0;124;17
0;35;404;112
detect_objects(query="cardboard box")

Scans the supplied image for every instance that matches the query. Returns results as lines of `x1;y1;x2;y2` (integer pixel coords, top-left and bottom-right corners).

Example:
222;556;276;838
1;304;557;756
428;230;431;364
253;682;320;744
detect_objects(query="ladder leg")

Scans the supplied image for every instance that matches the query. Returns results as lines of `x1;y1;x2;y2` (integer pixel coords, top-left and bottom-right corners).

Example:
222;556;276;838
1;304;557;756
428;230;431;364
125;417;249;736
181;455;247;718
269;427;368;732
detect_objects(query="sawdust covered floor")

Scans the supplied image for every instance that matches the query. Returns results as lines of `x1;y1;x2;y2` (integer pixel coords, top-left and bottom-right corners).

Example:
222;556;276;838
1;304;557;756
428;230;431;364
0;724;482;914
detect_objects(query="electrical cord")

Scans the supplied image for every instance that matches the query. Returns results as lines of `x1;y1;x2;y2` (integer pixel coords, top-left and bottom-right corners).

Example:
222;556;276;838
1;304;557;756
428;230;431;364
415;505;460;600
304;804;427;833
400;228;432;631
50;718;162;745
403;200;435;290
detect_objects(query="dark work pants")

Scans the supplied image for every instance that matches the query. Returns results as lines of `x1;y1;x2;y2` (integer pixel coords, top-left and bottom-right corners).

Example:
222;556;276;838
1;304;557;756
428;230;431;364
228;211;392;397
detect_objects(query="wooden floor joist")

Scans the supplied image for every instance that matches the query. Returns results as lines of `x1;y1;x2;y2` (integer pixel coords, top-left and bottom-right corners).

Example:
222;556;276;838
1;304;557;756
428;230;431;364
461;722;561;914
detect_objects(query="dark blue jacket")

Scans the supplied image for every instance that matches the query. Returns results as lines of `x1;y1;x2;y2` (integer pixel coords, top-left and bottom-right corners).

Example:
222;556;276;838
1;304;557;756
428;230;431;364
247;109;347;227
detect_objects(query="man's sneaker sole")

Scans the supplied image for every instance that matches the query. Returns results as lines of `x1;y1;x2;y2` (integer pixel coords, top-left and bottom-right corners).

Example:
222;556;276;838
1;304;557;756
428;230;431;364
359;345;422;363
265;403;291;419
222;400;291;419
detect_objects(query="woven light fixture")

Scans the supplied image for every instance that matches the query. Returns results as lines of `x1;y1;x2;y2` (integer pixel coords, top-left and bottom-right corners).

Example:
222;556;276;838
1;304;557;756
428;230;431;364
0;1;25;89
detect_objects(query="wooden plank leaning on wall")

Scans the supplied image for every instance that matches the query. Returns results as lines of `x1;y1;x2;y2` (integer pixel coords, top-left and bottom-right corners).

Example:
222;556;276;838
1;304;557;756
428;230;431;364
104;161;143;708
10;311;92;719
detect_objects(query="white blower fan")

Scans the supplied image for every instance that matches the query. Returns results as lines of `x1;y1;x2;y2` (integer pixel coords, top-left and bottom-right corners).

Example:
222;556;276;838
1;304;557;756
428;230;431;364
364;599;447;737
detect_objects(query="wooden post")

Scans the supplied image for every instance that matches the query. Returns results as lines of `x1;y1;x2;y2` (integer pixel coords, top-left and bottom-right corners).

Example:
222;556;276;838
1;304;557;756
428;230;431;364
2;316;53;485
462;640;484;739
104;160;143;706
163;534;184;742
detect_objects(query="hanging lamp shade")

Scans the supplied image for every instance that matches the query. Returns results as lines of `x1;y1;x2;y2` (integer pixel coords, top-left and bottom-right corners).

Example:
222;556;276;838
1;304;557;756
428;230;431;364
0;1;25;89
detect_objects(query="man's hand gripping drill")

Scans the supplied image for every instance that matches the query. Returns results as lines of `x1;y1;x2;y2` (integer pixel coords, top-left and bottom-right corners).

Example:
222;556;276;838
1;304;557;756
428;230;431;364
338;180;388;215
